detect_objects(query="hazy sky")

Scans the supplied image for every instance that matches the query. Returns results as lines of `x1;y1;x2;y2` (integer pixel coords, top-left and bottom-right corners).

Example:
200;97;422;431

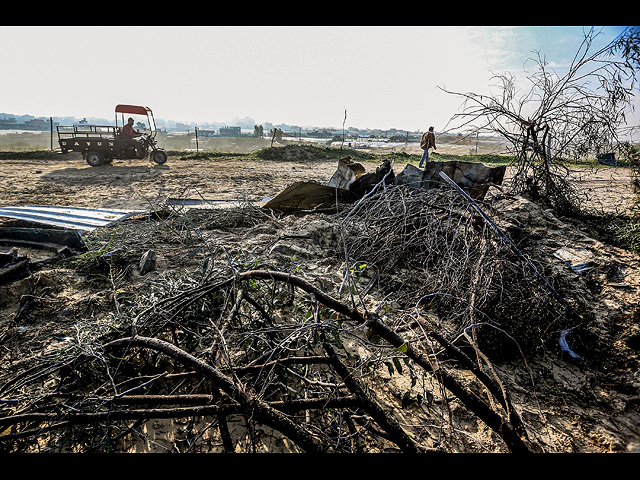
0;25;635;132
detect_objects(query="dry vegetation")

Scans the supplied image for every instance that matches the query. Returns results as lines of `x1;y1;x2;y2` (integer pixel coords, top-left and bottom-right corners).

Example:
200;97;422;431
0;141;639;453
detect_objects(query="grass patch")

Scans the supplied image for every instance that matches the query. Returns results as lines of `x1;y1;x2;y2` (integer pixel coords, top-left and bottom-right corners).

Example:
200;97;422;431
166;150;247;161
615;218;640;254
251;144;378;162
0;150;71;160
0;145;620;169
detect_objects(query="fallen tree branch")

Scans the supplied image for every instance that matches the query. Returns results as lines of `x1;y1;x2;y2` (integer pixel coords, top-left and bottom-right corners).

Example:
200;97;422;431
322;335;426;453
103;335;330;453
235;269;532;453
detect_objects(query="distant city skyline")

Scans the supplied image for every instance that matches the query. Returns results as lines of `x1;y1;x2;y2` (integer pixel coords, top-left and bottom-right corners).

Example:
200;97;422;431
0;110;405;132
1;26;636;136
0;109;426;135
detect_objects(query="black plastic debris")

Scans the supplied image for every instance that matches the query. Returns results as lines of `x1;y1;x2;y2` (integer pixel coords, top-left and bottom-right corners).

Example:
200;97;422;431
596;152;616;166
0;250;30;284
0;227;87;284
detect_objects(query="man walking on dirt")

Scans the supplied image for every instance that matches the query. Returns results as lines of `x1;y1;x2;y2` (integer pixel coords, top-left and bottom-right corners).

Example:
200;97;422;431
121;117;144;157
419;126;436;168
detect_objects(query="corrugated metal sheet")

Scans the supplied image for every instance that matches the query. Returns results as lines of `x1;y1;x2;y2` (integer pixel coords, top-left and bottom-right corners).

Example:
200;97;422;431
0;206;145;231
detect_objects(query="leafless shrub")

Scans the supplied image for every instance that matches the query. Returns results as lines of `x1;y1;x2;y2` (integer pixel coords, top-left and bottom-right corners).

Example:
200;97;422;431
339;184;574;358
441;27;639;215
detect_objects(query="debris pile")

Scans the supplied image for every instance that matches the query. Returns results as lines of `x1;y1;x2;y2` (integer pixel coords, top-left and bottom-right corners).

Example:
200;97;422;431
1;154;639;454
264;156;506;213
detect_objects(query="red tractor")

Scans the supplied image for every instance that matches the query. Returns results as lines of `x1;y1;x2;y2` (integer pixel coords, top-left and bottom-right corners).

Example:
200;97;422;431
57;104;168;167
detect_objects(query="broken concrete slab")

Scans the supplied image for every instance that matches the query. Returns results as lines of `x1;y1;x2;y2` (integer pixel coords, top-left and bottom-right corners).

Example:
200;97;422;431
0;227;88;283
348;160;395;198
263;181;357;213
421;161;506;199
347;160;503;199
393;164;425;189
0;227;86;253
0;251;30;284
327;156;366;190
264;159;506;213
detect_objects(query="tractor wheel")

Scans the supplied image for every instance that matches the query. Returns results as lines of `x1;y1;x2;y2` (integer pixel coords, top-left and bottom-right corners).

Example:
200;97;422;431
85;151;105;167
151;150;168;165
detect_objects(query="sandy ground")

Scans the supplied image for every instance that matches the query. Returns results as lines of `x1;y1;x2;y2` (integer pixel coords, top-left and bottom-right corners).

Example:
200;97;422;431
0;152;635;214
1;148;639;453
0;154;343;211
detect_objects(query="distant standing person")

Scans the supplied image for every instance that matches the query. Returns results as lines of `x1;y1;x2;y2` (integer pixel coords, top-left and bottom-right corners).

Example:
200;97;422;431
419;126;436;168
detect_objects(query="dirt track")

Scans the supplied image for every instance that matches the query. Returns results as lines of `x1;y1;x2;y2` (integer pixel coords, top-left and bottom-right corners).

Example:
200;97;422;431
0;151;636;215
0;154;345;211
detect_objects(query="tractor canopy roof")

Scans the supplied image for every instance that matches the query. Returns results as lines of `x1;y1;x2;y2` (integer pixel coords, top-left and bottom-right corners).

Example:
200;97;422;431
115;104;152;116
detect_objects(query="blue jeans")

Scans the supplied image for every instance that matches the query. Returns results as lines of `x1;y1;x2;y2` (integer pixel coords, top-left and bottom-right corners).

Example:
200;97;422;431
419;148;429;168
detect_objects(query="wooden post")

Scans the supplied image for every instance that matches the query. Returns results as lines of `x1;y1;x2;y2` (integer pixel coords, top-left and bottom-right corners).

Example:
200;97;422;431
195;126;199;152
50;117;53;150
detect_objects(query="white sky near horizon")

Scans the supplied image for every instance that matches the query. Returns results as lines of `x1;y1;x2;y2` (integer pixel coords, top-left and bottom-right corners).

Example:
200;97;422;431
0;25;637;135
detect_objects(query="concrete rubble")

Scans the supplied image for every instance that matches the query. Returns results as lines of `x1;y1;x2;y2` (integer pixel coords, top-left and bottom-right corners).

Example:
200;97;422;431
264;157;507;213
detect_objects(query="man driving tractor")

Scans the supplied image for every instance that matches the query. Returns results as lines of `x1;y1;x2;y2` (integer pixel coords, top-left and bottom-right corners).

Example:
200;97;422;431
121;117;144;157
57;104;168;166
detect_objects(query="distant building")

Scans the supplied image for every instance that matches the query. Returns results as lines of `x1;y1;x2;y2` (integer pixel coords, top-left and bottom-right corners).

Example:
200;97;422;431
25;118;51;130
0;116;55;131
195;129;216;137
219;126;241;136
0;117;18;129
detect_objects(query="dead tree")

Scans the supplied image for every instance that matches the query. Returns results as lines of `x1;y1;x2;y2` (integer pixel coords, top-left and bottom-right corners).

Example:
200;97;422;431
441;27;639;214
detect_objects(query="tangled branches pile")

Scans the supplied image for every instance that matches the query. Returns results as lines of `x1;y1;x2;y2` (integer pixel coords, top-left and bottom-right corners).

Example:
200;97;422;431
0;185;584;453
340;184;573;356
